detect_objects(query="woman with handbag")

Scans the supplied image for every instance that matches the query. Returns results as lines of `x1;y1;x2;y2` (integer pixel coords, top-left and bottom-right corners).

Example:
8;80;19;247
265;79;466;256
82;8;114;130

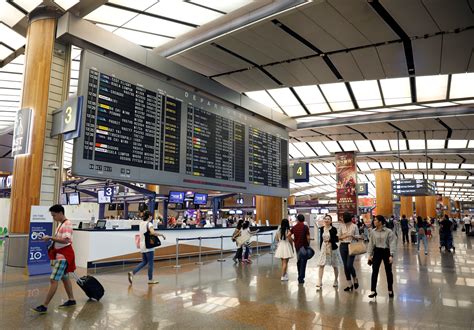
232;220;244;263
338;212;360;292
367;215;397;299
316;215;342;290
128;211;166;285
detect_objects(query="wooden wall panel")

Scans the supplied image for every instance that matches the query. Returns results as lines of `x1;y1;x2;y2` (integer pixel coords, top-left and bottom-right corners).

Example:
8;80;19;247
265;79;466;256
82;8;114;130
415;196;427;219
9;18;56;233
255;196;283;225
425;195;437;219
400;196;413;218
374;169;392;217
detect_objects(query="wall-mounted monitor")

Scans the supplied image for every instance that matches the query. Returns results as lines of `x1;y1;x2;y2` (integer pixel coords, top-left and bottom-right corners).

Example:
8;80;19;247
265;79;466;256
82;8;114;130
97;190;111;204
108;204;117;211
310;208;319;214
59;193;68;205
229;210;236;215
320;208;329;214
288;209;297;215
193;193;208;205
236;210;243;215
169;191;185;204
117;203;124;211
68;192;80;205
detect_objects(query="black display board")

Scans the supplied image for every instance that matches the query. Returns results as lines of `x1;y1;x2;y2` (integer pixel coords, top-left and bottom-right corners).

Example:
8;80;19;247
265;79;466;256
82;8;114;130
73;51;289;196
392;179;435;196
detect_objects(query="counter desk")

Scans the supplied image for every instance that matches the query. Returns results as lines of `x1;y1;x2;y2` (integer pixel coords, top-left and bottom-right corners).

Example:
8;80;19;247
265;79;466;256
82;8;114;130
74;226;278;268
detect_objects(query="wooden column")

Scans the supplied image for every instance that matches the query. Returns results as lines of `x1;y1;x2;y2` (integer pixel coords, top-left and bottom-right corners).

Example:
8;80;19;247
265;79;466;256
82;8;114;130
287;195;296;206
400;196;413;218
415;196;427;219
9;9;57;234
425;195;437;219
255;195;283;225
442;196;451;217
374;169;392;217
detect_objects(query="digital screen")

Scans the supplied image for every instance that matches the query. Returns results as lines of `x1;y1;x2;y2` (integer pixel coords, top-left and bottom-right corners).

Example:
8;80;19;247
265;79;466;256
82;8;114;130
73;51;290;197
236;210;243;215
248;127;288;188
236;197;244;205
320;208;329;214
59;193;68;205
98;190;111;204
229;210;236;215
169;191;185;204
193;193;208;205
68;192;80;205
288;209;297;215
108;204;117;211
310;209;319;214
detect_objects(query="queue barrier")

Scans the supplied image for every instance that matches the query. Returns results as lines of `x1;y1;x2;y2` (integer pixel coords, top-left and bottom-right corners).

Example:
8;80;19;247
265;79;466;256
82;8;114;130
173;231;274;268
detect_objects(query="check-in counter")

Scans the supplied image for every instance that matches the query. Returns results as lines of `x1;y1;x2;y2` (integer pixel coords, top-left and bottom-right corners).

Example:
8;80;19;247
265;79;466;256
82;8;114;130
73;226;277;268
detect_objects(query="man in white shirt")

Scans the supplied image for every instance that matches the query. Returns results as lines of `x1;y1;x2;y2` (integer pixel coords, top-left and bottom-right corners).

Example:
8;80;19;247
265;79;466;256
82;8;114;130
463;214;471;234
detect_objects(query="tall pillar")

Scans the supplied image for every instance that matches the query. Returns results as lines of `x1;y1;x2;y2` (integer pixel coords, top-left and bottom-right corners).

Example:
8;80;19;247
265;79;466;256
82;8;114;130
255;196;283;225
9;7;59;234
415;196;427;219
374;169;392;217
442;196;450;217
425;195;437;219
287;195;296;206
400;196;413;218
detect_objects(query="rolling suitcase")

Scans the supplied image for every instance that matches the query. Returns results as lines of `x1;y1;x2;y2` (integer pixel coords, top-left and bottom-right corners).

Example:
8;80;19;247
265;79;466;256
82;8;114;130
72;273;105;301
410;232;417;244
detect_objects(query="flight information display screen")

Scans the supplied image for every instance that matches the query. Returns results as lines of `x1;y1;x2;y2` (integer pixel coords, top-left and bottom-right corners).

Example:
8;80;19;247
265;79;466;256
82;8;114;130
73;51;289;197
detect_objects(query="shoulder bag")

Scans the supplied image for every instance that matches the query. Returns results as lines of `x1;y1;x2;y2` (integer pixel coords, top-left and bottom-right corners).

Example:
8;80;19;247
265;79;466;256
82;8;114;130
144;224;161;249
349;241;367;256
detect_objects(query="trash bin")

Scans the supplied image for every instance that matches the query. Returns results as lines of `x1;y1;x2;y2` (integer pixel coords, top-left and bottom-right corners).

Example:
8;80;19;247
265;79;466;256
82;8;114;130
5;234;29;268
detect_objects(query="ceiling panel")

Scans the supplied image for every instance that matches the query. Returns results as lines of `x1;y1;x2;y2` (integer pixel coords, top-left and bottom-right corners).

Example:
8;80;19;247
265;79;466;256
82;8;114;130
216;36;273;65
223;68;281;92
328;0;398;43
376;43;408;78
440;30;474;74
423;0;474;31
300;57;338;84
195;45;250;71
380;0;440;36
265;64;310;87
277;61;320;86
328;52;364;81
279;9;344;52
313;126;359;136
412;35;442;76
350;47;385;80
299;1;370;48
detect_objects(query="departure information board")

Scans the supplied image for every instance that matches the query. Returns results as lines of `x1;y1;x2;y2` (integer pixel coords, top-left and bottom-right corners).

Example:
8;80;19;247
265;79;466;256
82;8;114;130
73;51;289;196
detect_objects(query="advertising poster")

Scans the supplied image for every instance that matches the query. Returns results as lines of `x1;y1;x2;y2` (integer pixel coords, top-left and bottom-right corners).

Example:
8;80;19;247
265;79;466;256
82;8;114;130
336;152;357;222
27;206;53;276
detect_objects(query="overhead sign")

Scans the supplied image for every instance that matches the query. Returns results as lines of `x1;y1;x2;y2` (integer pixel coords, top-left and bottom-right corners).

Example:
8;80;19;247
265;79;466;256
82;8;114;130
51;96;83;138
392;179;435;196
27;206;53;276
12;108;33;157
293;162;309;183
356;183;368;196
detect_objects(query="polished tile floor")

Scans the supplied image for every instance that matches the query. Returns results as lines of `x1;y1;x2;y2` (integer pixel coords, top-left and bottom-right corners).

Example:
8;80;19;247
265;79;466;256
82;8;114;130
0;228;473;329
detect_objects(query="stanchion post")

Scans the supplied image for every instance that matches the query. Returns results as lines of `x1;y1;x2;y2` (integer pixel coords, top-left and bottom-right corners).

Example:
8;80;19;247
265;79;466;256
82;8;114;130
196;237;203;265
217;235;225;262
2;236;9;274
254;233;261;257
173;238;181;268
269;232;275;254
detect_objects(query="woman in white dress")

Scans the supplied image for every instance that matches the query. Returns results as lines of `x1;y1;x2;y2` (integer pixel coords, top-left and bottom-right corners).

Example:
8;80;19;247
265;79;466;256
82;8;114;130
274;219;295;281
316;215;343;290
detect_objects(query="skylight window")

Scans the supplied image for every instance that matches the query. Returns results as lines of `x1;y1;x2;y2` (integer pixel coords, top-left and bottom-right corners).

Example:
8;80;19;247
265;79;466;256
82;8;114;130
392;162;405;170
380;162;392;169
147;0;222;26
319;82;353;111
293;142;317;157
0;2;24;27
0;23;25;49
113;28;172;48
289;144;305;158
355;140;373;152
405;162;418;169
461;164;474;169
372;140;390;151
267;88;306;116
450;73;474;99
85;5;138;26
408;140;426;150
422;102;457;107
54;0;80;10
380;77;411;105
308;142;330;156
124;14;195;38
447;140;468;148
368;162;380;169
445;163;459;169
246;91;280;112
350;80;383;108
432;163;445;169
416;75;448;102
339;141;358;151
357;162;370;171
13;0;42;12
322;141;342;153
293;85;330;114
388;140;407;150
427;140;445;149
314;163;330;174
190;0;253;13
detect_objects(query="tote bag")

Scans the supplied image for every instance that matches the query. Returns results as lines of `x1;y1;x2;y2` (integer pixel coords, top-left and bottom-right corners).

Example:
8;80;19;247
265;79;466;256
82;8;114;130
349;241;367;256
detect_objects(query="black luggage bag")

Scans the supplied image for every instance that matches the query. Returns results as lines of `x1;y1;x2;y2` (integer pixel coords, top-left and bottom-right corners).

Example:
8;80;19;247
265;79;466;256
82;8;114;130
73;273;105;301
410;232;417;244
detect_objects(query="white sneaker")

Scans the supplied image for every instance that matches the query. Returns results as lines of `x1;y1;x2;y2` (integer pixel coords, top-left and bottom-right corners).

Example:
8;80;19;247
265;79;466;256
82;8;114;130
284;274;289;281
128;272;133;284
333;280;338;288
148;280;159;284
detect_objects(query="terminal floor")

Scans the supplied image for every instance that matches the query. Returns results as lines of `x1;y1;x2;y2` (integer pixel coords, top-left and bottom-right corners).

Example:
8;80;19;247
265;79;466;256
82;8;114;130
0;230;473;329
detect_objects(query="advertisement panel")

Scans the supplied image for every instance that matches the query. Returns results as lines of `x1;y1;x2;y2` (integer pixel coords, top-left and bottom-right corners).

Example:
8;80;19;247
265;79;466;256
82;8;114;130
336;152;357;222
27;206;53;276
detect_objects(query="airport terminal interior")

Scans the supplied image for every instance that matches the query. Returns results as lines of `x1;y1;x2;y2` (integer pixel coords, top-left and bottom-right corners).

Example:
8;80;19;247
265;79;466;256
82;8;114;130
0;0;474;329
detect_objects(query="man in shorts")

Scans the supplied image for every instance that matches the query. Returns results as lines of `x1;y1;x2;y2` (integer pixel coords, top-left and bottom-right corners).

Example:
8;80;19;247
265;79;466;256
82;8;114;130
32;204;76;313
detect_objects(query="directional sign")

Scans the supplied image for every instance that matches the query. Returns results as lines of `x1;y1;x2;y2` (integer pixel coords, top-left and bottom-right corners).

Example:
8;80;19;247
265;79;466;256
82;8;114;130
392;179;435;196
293;162;309;183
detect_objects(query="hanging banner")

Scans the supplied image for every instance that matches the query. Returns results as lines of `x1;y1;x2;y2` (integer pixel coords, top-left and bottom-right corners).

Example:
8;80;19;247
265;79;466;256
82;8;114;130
27;206;53;276
336;152;357;222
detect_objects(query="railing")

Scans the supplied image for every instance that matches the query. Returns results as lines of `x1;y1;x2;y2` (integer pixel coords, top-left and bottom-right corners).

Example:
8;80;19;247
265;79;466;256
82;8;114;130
173;231;274;268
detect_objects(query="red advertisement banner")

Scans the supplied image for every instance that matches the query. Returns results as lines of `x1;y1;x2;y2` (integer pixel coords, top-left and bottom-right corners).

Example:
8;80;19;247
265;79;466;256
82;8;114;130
336;152;357;222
